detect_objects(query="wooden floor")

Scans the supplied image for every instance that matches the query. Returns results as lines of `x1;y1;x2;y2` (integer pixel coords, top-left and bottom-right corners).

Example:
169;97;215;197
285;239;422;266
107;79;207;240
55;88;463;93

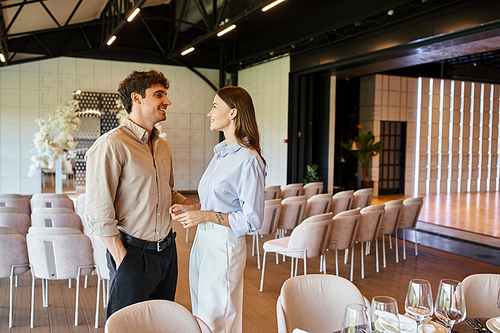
2;217;500;333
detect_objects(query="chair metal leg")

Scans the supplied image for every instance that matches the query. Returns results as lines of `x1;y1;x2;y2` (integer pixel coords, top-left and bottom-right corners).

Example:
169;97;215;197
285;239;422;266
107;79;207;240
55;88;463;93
42;279;48;307
252;233;256;256
389;234;392;249
256;233;261;269
259;251;267;292
375;239;379;272
415;229;418;256
290;257;294;278
84;275;88;288
323;254;326;274
335;248;339;276
382;235;386;268
95;276;101;328
344;249;349;264
31;274;35;328
361;240;364;279
103;279;107;307
303;254;307;275
366;241;371;255
15;275;18;288
350;246;354;282
68;278;71;288
403;229;406;260
75;272;81;326
9;272;14;327
395;232;399;263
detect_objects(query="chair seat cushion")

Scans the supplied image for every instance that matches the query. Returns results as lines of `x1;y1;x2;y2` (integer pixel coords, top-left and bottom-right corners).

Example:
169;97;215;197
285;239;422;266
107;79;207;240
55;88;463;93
263;237;290;251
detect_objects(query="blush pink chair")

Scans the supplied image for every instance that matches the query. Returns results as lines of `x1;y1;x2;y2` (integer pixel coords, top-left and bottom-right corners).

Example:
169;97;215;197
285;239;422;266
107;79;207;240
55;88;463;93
276;274;366;333
264;185;281;200
330;190;354;216
351;188;373;209
281;183;303;199
303;193;332;219
260;213;333;292
379;199;404;266
253;199;282;269
105;300;212;333
0;227;30;328
301;182;323;199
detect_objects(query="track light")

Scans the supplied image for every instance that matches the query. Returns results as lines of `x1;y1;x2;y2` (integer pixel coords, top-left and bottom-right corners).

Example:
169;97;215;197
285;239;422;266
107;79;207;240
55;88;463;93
181;47;195;56
0;53;5;62
127;8;140;22
107;35;116;46
217;24;236;37
262;0;285;12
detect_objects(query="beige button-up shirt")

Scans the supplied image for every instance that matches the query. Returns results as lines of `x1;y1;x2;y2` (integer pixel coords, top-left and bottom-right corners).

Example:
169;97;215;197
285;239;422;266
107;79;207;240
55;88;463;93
85;118;186;242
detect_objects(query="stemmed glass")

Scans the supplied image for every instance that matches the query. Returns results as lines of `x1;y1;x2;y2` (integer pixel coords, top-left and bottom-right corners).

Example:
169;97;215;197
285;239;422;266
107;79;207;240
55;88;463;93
497;288;500;311
434;279;466;333
405;279;433;333
342;303;371;333
371;296;400;333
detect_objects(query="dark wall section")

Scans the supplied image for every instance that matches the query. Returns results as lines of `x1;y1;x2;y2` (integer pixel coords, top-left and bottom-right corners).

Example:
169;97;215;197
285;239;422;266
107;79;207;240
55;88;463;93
334;78;360;191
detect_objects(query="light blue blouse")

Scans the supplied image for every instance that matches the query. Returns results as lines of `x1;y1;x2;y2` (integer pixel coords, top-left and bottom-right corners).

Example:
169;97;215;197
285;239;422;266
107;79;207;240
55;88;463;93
198;140;266;238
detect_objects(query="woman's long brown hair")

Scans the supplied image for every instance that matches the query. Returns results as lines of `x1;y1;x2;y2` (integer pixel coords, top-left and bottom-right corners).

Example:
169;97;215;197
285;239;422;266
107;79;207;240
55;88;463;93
216;86;266;166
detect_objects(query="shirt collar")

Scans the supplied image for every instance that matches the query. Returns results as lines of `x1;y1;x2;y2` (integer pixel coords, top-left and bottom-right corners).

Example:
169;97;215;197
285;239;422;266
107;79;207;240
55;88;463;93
123;118;160;144
214;139;243;158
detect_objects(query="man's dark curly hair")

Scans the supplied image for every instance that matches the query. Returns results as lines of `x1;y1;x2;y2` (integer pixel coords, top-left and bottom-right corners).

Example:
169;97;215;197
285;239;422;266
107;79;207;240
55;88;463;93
117;69;170;114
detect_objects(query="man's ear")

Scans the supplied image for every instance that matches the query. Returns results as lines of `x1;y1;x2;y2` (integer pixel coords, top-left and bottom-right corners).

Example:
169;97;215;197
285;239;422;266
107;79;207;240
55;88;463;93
131;92;142;105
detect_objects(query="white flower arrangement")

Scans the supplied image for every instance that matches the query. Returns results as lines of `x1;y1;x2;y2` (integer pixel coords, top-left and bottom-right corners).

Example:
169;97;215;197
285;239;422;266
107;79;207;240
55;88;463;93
115;98;167;140
28;100;81;177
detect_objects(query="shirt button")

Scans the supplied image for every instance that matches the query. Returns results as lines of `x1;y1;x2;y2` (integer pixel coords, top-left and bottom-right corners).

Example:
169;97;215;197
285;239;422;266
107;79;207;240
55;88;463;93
158;213;160;216
159;193;161;196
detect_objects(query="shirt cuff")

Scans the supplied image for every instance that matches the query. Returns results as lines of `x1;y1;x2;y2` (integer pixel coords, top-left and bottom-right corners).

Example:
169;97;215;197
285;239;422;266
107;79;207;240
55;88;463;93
88;219;120;237
171;190;187;204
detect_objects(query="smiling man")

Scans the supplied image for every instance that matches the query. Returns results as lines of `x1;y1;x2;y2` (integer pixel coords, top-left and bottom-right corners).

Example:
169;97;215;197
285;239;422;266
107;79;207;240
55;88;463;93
85;69;197;317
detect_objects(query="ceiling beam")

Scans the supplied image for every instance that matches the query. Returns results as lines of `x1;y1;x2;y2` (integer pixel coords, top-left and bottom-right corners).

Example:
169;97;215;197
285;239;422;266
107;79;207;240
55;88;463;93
64;0;83;26
140;17;165;54
171;0;190;53
5;0;27;34
192;0;212;30
40;1;61;28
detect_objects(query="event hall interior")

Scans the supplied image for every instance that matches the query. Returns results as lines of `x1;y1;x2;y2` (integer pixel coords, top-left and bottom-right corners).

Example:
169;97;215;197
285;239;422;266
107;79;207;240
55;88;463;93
1;0;500;332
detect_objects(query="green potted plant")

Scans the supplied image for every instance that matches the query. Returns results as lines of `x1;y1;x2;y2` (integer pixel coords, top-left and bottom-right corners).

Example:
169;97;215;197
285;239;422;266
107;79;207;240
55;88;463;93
341;131;384;188
303;164;321;185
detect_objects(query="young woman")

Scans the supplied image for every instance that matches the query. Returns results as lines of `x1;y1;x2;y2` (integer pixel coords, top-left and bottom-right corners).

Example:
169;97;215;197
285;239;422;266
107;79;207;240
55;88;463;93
170;86;266;333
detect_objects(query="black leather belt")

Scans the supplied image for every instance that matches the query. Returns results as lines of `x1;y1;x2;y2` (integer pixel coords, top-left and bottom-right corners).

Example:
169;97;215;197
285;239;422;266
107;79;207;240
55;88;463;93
119;230;176;252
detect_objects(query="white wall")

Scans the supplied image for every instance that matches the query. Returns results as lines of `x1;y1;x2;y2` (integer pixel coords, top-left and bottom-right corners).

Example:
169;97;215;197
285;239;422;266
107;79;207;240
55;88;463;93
238;56;290;188
0;57;219;194
360;74;500;195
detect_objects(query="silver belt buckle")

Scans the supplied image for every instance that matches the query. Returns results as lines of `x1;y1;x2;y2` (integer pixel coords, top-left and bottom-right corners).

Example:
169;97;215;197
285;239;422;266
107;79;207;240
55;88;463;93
157;240;163;252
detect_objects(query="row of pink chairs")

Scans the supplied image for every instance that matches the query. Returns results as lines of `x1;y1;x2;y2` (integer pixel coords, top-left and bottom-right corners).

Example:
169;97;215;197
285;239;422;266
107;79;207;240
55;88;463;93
0;194;109;329
258;196;424;290
265;182;324;201
0;193;74;215
252;189;374;268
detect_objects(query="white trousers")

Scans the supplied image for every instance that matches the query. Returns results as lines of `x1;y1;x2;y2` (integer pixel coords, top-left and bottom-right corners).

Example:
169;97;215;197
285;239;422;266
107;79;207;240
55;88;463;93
189;222;247;333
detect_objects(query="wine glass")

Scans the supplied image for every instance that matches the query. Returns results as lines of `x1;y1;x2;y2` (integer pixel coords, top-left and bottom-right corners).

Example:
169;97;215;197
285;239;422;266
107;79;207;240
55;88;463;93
434;279;466;333
371;296;400;333
405;279;433;333
342;303;371;333
497;288;500;311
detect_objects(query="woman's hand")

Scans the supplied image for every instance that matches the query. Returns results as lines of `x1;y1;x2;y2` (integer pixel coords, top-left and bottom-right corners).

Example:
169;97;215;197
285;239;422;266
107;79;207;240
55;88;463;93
170;203;200;218
171;210;210;228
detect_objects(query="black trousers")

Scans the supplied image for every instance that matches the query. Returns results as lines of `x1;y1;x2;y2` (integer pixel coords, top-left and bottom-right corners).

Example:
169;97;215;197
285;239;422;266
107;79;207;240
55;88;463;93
105;234;178;318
